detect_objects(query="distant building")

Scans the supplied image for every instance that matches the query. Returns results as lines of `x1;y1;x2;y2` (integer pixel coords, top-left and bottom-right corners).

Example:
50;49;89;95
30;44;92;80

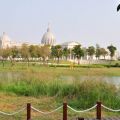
0;32;11;48
0;25;119;61
0;25;56;49
0;32;22;49
61;41;80;60
61;41;80;49
41;25;56;46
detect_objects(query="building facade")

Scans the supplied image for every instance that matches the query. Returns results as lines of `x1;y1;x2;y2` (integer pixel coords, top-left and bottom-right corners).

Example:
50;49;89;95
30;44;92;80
61;41;80;49
0;32;22;49
0;26;119;61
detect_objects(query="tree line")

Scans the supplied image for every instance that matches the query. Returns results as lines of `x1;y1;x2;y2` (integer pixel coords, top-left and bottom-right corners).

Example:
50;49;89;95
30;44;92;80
0;43;117;66
51;44;117;64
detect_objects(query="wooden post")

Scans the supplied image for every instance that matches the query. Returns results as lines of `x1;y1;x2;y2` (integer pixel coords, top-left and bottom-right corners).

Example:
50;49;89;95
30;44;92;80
27;103;31;120
77;117;84;120
63;102;67;120
96;102;101;120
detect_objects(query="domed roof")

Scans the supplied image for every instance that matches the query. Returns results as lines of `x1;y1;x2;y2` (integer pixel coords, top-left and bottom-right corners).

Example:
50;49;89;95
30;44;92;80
0;32;11;42
41;25;55;46
0;32;11;48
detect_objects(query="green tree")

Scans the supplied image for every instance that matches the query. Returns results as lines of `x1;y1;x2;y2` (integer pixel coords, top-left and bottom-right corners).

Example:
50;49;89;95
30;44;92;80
0;47;11;67
100;48;108;60
95;44;101;60
107;45;117;60
29;45;38;61
87;46;95;60
40;45;50;63
51;45;62;64
10;46;19;66
20;44;30;66
72;45;84;64
36;46;42;61
62;47;70;60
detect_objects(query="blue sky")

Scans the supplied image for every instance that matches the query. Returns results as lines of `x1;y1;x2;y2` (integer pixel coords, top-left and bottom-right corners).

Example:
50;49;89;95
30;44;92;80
0;0;120;51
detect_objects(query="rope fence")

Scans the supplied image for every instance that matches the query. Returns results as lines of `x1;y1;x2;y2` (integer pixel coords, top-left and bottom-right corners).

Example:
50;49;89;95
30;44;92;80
0;107;26;116
67;104;97;113
102;104;120;112
31;105;63;114
0;102;120;120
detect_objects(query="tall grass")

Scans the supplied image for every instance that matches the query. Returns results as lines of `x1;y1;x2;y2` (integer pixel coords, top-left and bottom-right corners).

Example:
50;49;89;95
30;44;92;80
0;69;120;109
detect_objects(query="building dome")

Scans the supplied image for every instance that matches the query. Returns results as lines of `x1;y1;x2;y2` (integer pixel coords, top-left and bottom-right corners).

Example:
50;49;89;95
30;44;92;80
41;25;55;46
0;32;11;48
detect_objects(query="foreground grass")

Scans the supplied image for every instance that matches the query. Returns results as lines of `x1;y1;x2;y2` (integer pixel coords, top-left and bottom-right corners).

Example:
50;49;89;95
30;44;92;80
0;64;120;119
0;92;120;120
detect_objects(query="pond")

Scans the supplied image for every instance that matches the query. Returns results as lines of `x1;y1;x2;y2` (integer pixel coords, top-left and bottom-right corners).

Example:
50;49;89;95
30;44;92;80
79;76;120;85
0;72;120;87
0;72;25;82
59;75;120;87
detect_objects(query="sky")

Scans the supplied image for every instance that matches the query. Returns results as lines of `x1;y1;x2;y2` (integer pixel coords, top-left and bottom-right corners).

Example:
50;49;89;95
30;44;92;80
0;0;120;52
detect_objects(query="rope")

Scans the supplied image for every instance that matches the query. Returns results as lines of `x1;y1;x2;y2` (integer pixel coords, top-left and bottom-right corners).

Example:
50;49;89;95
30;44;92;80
0;107;26;116
67;104;97;113
102;104;120;112
31;105;63;115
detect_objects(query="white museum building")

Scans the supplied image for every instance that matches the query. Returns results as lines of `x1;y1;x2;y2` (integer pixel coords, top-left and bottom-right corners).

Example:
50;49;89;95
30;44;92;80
0;25;119;62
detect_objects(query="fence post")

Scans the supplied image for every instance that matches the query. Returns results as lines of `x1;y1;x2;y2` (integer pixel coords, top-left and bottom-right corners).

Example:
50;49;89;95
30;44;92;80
63;102;67;120
27;103;31;120
96;101;101;120
77;117;84;120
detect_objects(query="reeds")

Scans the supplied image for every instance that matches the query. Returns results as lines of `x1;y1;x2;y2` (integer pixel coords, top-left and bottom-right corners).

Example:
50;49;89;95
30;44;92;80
0;70;120;109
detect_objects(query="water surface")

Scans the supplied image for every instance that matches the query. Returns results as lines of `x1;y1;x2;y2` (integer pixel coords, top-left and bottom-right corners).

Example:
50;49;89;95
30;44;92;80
0;72;120;86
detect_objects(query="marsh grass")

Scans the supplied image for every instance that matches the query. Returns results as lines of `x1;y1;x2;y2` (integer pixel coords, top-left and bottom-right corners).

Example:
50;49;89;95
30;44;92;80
0;66;120;119
0;69;120;109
